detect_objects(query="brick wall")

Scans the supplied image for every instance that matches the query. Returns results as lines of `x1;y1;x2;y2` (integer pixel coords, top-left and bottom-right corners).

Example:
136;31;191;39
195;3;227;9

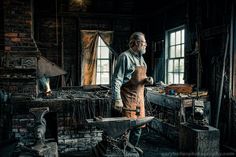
11;112;103;153
3;0;37;52
12;114;35;145
11;98;111;153
0;0;38;96
1;0;40;144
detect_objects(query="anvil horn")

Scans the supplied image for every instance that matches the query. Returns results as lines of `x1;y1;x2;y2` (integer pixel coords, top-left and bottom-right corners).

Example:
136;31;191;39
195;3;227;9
130;116;155;128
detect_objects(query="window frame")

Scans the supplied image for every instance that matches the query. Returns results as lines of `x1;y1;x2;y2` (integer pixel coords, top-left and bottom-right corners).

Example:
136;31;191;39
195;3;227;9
165;25;185;84
96;36;111;85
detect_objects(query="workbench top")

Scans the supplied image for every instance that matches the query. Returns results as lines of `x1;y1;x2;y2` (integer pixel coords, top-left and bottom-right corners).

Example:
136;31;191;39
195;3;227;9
146;87;208;110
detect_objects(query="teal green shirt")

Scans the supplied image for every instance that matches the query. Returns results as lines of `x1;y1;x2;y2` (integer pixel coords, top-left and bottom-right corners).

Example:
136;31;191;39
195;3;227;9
112;48;147;101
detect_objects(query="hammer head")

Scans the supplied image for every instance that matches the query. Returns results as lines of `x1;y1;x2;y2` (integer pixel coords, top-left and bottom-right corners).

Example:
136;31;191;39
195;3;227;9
136;106;140;116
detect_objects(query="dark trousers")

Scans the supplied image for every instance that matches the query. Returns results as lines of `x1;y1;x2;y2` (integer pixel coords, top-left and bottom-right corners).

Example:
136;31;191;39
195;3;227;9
129;128;142;147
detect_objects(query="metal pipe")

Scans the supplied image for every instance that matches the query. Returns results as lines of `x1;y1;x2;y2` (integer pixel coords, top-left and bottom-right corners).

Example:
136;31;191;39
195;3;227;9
215;27;229;128
229;0;234;100
227;1;234;143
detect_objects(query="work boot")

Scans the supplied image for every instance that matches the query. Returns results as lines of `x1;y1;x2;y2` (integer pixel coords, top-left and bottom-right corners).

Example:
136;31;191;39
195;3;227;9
135;147;143;157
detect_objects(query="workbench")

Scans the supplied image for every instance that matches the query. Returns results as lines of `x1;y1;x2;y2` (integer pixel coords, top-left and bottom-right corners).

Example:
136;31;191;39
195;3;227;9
146;88;210;142
147;89;193;123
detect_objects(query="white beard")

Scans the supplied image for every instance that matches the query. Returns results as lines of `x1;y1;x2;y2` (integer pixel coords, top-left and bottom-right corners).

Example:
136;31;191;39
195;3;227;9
139;47;146;55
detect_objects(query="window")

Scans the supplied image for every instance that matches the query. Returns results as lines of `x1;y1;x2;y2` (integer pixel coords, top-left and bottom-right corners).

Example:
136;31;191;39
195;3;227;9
166;26;185;84
96;36;110;85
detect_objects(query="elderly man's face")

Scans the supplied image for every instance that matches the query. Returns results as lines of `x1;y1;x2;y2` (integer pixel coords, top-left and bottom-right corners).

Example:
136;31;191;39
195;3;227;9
137;36;147;55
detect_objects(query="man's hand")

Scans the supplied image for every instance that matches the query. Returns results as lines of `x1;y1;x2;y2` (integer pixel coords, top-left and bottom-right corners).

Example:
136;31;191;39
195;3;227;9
145;77;154;85
113;99;123;113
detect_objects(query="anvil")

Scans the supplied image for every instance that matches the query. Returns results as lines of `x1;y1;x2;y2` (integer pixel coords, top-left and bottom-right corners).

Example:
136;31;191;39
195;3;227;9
86;116;154;139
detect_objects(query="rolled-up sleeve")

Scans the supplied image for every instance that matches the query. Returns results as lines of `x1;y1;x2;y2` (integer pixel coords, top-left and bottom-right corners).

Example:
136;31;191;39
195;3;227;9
112;54;127;101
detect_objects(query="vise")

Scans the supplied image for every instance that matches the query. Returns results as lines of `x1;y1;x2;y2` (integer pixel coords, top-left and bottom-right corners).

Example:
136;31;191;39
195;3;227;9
86;116;154;157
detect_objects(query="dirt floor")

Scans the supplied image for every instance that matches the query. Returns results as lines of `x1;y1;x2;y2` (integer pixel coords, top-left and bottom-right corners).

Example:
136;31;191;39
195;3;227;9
0;128;178;157
139;128;178;157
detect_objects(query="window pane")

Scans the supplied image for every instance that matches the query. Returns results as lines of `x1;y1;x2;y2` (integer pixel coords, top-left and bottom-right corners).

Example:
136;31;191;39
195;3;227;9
96;36;110;85
180;59;184;72
176;31;181;44
168;73;173;84
180;73;184;84
101;47;109;58
101;60;109;72
174;73;179;84
100;37;106;46
97;60;101;72
98;37;101;45
167;27;185;85
174;59;179;72
170;46;175;58
97;47;101;58
181;44;185;57
96;73;101;84
182;30;185;43
101;73;109;84
170;32;175;46
168;60;173;72
176;45;181;57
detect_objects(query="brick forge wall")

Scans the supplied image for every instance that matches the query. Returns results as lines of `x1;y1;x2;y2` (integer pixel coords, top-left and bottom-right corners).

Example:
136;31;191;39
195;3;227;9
12;114;35;146
57;113;103;153
11;97;111;154
3;0;37;52
0;0;39;97
0;0;39;145
11;112;103;154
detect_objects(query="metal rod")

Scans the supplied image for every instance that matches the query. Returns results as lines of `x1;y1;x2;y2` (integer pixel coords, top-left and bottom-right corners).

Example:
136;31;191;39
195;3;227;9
197;47;200;99
229;0;234;101
215;27;229;128
227;2;234;143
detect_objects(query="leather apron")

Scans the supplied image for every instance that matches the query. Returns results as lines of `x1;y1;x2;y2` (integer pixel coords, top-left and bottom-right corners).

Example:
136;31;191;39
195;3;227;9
121;66;147;120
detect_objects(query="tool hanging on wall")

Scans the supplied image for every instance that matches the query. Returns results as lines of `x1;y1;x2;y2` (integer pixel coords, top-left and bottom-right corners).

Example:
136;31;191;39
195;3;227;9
215;26;229;128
